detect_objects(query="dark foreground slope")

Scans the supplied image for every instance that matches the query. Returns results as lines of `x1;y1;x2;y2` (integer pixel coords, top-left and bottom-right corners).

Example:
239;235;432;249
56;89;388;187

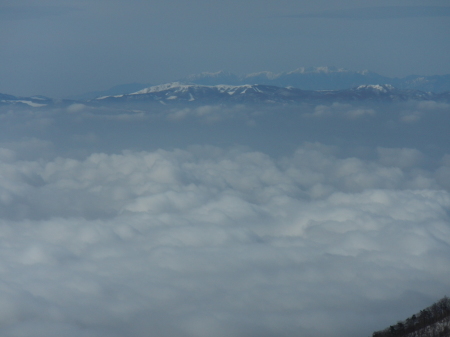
372;297;450;337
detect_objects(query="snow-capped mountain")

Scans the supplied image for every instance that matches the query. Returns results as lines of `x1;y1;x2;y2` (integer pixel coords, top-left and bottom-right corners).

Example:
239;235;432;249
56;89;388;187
342;84;434;100
2;82;449;109
0;94;55;107
93;83;282;105
90;82;444;106
68;82;152;101
61;67;450;102
180;67;450;93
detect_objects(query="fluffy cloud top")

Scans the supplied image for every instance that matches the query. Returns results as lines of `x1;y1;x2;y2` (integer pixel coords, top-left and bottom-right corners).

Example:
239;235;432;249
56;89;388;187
0;101;449;337
1;142;450;337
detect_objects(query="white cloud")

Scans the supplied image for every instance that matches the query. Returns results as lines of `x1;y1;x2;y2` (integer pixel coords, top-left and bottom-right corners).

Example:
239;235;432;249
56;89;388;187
310;102;376;118
0;102;450;337
399;101;450;123
166;105;249;123
66;103;87;113
377;147;424;168
400;111;421;123
346;107;375;118
416;101;450;111
0;143;449;337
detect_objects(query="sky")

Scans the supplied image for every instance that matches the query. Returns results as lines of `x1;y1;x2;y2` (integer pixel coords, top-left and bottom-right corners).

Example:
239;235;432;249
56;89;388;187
0;98;450;337
1;1;450;336
1;0;450;98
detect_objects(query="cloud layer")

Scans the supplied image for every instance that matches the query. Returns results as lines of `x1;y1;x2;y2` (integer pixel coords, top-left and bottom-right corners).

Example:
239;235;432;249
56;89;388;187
1;147;450;337
0;102;449;337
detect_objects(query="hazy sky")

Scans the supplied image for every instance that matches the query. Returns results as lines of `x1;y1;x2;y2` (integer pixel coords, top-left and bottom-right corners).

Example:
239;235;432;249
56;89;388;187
1;0;450;98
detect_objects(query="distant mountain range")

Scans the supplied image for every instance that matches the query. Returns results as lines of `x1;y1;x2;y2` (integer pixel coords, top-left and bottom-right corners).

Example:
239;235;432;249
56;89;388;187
2;82;450;109
91;83;450;106
68;67;450;101
0;93;56;108
68;83;152;101
181;67;450;93
2;67;450;108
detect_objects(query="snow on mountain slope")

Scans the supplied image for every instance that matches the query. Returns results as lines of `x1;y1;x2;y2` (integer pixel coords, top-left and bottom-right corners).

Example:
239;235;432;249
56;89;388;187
181;67;450;93
1;82;448;109
90;82;441;105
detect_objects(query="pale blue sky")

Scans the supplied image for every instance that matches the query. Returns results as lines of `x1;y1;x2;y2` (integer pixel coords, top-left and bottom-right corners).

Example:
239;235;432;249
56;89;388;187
1;0;450;97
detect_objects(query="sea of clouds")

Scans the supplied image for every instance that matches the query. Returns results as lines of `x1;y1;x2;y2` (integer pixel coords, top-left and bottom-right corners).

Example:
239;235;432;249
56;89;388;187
0;101;449;337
